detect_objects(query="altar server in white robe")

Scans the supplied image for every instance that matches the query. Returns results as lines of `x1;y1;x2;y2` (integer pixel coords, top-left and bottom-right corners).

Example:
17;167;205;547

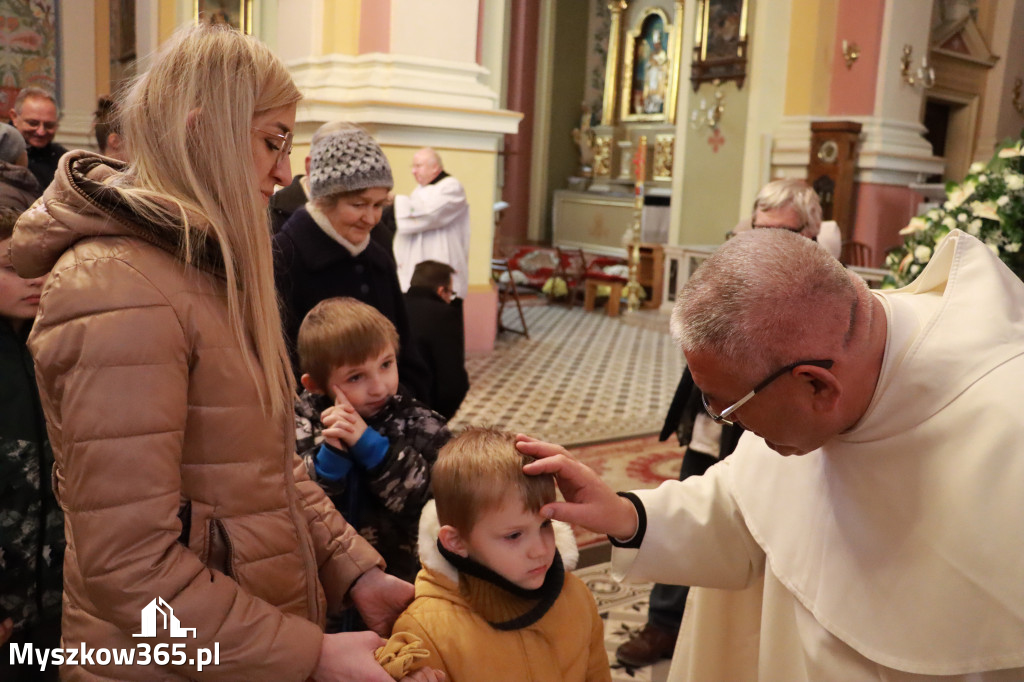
520;228;1024;681
394;147;471;298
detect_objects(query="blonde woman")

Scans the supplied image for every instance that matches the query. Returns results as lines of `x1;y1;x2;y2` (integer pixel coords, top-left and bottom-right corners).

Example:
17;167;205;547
11;25;440;682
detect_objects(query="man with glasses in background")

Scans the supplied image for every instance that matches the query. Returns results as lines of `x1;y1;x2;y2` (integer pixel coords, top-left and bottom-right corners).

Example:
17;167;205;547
520;227;1024;680
9;88;67;189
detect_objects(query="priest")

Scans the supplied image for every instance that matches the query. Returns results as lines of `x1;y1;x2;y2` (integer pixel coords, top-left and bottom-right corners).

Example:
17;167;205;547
520;228;1024;680
393;148;470;299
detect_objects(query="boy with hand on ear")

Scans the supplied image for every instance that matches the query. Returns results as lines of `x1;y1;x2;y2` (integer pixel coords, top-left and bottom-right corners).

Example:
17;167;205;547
388;427;612;682
295;297;451;590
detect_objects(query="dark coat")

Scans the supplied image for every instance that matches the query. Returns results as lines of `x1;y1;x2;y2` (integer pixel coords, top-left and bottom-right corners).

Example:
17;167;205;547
0;161;41;212
0;318;64;635
404;286;469;420
272;206;431;401
269;174;309;234
26;142;67;189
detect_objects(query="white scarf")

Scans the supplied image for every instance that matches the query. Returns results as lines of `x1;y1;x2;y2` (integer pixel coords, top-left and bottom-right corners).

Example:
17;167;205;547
305;201;370;257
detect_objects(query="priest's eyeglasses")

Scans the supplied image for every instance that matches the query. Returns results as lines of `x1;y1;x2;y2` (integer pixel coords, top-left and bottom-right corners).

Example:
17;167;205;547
701;359;834;426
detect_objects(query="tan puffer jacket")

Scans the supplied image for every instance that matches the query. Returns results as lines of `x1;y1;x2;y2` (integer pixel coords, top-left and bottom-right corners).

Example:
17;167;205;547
11;152;385;681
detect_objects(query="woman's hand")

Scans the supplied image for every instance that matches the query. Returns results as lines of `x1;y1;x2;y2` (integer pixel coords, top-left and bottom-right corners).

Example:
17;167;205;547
350;567;415;636
517;434;639;541
312;631;391;681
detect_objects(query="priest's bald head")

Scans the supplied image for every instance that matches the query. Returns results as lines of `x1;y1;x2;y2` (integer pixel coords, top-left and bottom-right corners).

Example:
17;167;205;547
672;229;887;456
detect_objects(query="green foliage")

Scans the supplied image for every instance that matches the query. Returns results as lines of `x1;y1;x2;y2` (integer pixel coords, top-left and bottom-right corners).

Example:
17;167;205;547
883;138;1024;288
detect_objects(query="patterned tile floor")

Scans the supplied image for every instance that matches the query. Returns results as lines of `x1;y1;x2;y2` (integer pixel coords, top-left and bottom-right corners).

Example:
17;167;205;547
449;304;684;447
576;561;672;682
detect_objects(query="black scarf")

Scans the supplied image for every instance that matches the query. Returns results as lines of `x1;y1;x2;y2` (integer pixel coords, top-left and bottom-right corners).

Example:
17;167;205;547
437;540;565;631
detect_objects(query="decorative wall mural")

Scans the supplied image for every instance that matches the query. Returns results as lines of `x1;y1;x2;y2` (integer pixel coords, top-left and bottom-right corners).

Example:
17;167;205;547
0;0;58;116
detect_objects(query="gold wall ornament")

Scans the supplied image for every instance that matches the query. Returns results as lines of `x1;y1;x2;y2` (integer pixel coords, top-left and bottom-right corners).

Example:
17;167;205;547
593;134;613;178
653;134;674;180
690;79;725;131
571;103;596;177
1013;78;1023;117
602;1;629;126
667;0;684;124
620;7;675;123
842;40;860;69
900;44;935;89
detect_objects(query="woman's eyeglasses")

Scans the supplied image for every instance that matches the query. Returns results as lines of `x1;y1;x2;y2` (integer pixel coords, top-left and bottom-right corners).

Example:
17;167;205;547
252;127;293;166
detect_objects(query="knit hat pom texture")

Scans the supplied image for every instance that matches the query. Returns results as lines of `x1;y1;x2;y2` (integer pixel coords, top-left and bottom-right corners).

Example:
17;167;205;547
309;127;393;199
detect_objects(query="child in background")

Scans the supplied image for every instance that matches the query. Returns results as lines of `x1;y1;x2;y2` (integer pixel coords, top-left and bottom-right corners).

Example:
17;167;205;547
0;207;63;681
390;427;612;682
295;297;450;586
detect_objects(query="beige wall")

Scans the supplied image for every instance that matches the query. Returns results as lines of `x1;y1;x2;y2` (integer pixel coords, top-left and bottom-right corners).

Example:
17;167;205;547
390;0;479;63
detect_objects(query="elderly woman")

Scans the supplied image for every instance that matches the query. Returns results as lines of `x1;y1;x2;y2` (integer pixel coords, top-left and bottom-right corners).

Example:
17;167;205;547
273;123;430;401
748;178;842;258
11;25;439;682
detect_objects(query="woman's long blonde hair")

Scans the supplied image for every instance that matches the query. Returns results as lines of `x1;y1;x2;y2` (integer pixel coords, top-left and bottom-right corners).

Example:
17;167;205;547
116;24;300;418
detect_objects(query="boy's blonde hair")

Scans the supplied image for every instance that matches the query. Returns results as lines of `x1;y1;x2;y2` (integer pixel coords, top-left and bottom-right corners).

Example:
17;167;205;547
297;297;400;392
432;427;555;533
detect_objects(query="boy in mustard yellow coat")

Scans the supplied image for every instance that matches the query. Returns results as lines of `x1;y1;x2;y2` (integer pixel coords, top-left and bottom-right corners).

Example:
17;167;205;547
389;427;611;681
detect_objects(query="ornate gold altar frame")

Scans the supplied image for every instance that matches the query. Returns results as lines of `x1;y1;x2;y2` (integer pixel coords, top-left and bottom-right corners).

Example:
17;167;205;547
691;0;749;89
602;1;685;126
194;0;253;34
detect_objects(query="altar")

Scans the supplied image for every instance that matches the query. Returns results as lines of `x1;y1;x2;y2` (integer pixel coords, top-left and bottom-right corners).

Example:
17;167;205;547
552;189;670;255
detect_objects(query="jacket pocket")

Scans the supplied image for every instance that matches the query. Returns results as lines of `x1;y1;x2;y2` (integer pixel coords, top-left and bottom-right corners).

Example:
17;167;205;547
206;518;236;580
176;500;192;547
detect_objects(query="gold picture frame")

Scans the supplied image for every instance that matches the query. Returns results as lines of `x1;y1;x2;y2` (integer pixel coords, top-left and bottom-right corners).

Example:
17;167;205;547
194;0;253;34
620;7;680;123
691;0;749;90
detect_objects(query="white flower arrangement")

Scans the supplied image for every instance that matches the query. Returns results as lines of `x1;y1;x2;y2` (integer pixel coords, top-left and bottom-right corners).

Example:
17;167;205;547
884;138;1024;288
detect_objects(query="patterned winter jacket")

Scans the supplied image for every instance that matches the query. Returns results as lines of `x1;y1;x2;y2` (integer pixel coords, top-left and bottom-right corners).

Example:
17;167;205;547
0;317;64;633
296;389;451;583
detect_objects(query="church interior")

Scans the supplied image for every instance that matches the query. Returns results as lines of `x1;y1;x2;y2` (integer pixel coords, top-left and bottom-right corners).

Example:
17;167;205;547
8;0;1021;353
4;1;1023;679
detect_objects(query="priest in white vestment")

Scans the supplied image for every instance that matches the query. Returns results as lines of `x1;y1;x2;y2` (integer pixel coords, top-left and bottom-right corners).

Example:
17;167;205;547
520;228;1024;681
394;147;471;298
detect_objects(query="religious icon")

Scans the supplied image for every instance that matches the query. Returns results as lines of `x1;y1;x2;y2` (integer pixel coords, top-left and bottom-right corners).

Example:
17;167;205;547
691;0;749;89
620;7;679;123
194;0;252;34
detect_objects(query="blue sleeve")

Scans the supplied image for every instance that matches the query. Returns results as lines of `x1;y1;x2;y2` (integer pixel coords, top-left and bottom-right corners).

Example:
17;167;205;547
348;428;390;470
314;443;353;481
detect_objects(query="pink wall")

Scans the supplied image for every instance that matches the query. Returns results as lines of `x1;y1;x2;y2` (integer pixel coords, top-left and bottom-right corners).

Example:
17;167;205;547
851;182;925;267
828;0;885;115
359;0;391;54
463;288;498;353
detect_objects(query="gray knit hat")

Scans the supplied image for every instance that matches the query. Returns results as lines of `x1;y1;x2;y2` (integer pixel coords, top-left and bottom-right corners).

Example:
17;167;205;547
0;123;27;164
308;126;393;199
